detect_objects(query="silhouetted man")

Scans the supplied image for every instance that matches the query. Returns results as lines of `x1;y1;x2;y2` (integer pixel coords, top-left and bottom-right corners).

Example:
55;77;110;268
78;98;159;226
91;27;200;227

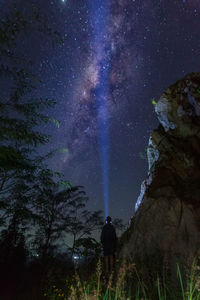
100;216;117;275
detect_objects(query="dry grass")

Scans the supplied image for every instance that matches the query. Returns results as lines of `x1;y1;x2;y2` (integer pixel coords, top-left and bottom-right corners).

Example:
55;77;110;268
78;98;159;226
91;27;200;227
45;258;200;300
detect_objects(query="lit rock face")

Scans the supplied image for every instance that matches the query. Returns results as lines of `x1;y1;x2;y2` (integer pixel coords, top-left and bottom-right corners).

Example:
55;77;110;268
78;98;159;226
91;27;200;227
122;73;200;272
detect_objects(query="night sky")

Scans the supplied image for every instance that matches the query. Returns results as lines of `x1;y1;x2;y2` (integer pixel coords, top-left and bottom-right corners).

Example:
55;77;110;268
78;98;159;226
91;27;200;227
2;0;200;224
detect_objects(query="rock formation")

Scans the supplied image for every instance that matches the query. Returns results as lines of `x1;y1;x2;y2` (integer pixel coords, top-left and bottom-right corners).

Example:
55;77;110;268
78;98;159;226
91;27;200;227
121;73;200;275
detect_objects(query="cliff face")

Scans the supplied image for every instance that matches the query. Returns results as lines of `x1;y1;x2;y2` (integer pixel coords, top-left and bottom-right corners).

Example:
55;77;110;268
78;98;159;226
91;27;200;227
122;73;200;271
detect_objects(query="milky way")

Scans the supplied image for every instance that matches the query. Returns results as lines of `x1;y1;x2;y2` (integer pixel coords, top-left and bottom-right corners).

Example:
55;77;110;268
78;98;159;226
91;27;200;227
48;0;200;223
60;0;141;167
2;0;200;223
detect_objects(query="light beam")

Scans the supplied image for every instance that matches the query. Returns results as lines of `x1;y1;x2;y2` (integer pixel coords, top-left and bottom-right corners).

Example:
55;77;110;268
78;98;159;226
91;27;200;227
90;1;110;218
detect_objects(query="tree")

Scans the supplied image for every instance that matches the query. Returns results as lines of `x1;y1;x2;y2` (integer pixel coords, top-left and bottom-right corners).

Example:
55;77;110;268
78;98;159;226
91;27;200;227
64;194;104;258
112;218;126;233
0;4;62;227
75;237;101;262
0;213;27;266
28;169;71;261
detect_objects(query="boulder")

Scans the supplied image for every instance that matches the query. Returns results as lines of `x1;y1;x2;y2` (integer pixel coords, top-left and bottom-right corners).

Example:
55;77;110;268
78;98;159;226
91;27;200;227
121;73;200;276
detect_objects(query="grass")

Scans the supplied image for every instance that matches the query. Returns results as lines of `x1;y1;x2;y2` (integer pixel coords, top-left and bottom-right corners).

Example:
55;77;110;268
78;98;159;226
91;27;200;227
44;258;200;300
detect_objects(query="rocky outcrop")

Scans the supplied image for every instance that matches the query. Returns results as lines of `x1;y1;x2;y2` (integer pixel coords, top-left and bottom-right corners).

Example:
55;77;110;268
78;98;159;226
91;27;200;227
121;73;200;274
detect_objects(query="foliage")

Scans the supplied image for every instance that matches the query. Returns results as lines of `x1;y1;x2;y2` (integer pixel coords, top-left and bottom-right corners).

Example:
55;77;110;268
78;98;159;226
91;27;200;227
0;214;27;265
30;169;74;259
44;260;200;300
152;98;157;105
64;191;104;258
75;237;102;259
0;2;62;227
196;87;200;94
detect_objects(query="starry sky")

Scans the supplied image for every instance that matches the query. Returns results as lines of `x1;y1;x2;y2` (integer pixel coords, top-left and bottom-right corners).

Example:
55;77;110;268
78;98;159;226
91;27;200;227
2;0;200;224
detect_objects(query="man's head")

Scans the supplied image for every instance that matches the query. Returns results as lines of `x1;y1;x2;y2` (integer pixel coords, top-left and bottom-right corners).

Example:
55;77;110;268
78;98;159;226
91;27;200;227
106;216;112;224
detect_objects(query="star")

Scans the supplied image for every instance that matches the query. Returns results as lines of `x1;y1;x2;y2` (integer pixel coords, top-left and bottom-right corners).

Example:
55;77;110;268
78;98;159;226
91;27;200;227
3;0;199;223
